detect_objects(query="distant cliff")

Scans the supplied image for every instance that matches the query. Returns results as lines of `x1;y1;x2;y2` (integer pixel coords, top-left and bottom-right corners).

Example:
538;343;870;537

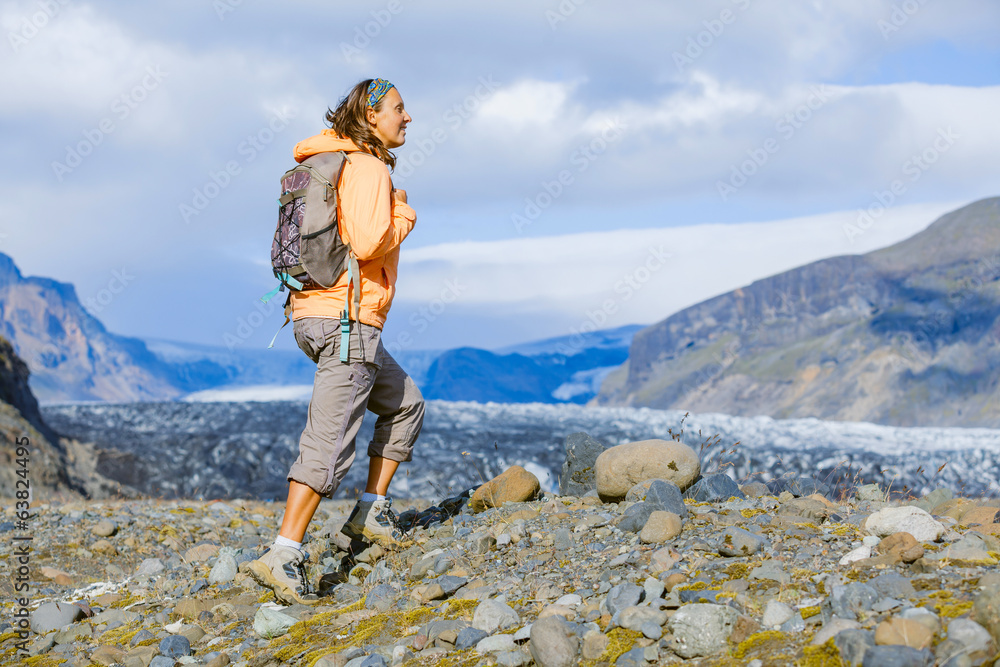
0;254;180;403
595;198;1000;427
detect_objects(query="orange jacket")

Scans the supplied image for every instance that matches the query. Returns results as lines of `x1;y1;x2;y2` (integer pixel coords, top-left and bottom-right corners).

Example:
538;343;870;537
289;131;416;328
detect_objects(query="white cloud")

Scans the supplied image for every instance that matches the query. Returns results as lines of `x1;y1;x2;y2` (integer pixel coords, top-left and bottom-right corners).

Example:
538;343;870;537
395;202;961;325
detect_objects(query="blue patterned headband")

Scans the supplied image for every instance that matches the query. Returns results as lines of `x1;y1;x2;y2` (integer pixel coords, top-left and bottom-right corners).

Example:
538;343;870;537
367;78;395;107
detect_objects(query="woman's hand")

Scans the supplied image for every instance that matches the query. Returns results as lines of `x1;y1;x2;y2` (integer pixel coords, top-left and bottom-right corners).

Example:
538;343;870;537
392;189;407;205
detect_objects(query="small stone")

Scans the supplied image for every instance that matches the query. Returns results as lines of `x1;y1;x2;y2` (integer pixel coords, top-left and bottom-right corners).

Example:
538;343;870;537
560;432;607;496
749;561;790;585
455;627;489;650
495;649;531;667
30;601;86;634
650;547;681;573
595;439;700;500
667;603;738;658
875;617;934;650
811;618;861;646
840;545;872;565
615;645;652;667
719;526;765;557
470;466;541;512
174;599;210;620
762;600;794;628
184;544;220;563
972;578;1000;646
960;506;1000;526
91;645;127;666
684;473;746;502
365;583;399;611
865;507;945;543
135;558;165;577
860;645;933;667
855;484;884;502
939;618;994;664
834;628;876;666
473;599;519;634
909;487;952;513
581;631;609;660
91;539;118;555
40;567;75;586
823;583;879;622
529;615;580;667
130;629;155;647
159;635;192;658
641;479;689;518
616;502;656;533
476;634;517;653
606;583;644;616
639;511;682;544
92;520;117;537
209;554;238;584
618;606;667;632
252;607;298;639
869;573;917;599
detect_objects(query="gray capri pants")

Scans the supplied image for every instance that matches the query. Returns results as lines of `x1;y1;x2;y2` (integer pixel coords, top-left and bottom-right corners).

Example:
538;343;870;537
287;316;425;498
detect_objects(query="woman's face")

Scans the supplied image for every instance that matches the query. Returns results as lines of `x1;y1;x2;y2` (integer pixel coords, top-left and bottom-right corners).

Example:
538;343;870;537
368;87;411;149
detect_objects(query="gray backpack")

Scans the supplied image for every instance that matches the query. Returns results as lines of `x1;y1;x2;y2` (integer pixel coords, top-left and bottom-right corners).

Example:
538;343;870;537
264;150;361;359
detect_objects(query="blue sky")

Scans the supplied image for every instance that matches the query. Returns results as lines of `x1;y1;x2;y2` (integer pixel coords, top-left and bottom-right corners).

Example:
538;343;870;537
1;1;998;354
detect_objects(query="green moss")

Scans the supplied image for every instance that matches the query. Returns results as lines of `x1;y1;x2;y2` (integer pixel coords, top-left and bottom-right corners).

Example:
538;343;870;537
934;601;973;618
590;628;642;665
733;630;786;659
801;606;821;620
96;620;142;647
798;637;845;666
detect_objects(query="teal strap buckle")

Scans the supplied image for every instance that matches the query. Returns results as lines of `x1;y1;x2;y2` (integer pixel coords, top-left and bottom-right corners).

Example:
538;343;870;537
260;284;282;304
339;310;351;363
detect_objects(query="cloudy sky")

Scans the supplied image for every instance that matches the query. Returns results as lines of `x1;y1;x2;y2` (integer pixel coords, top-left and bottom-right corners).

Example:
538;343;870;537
2;0;998;354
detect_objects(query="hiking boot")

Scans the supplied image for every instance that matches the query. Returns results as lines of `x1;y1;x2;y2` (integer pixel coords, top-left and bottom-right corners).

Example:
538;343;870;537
341;497;411;547
246;545;319;606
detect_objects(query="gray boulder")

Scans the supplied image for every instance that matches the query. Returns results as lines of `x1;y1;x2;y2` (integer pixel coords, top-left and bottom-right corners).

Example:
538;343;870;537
30;601;86;635
529;615;579;667
559;432;606;496
684;473;745;502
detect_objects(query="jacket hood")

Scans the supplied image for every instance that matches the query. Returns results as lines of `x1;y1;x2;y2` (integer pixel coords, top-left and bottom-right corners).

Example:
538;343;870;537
293;130;364;162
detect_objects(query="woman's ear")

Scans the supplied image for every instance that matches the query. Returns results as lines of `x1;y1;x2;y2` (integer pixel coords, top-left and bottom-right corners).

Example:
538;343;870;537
365;105;377;127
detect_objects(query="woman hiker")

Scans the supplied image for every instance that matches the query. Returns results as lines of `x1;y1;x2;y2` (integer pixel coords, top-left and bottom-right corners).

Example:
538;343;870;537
248;78;425;606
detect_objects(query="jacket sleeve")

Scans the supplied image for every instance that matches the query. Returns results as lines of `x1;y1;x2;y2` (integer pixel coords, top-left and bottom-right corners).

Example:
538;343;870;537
339;154;416;260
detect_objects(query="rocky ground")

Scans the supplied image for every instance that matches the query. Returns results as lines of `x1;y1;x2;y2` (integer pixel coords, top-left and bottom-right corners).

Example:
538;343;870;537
4;435;1000;667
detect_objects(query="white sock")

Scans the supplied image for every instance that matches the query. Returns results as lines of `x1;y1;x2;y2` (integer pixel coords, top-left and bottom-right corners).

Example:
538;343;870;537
361;492;386;502
274;535;302;550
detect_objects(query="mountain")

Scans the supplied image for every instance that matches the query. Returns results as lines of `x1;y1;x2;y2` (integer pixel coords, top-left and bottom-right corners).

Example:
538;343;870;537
594;197;1000;427
421;325;642;404
0;335;127;499
0;253;181;403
